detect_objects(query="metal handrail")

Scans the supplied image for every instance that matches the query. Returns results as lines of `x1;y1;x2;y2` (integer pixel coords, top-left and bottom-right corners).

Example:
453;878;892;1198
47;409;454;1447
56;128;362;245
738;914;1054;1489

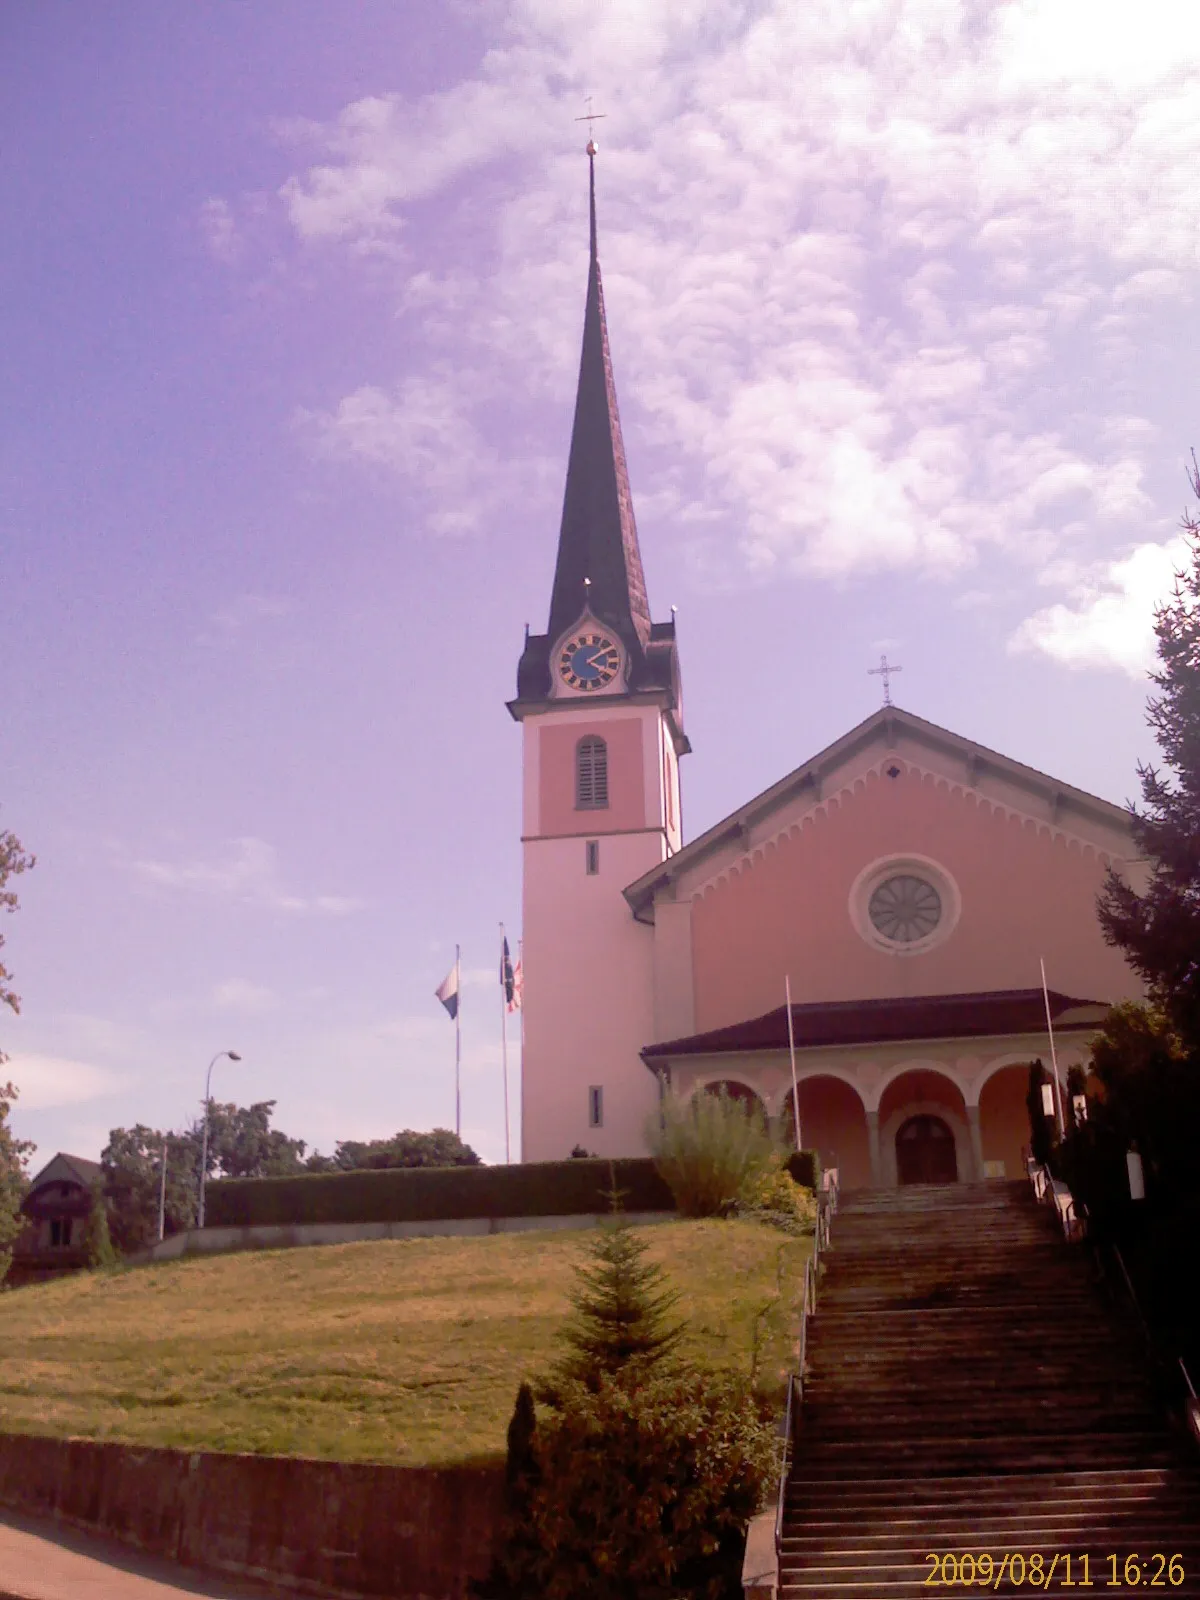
773;1170;838;1559
773;1369;796;1556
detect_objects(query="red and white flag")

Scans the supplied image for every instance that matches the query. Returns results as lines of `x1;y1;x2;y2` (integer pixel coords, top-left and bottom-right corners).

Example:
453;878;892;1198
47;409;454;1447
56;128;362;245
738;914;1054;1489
508;957;523;1014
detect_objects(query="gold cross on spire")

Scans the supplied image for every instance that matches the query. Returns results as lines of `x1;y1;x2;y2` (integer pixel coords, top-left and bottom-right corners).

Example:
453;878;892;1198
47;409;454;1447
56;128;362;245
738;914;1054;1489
869;653;903;707
575;97;606;153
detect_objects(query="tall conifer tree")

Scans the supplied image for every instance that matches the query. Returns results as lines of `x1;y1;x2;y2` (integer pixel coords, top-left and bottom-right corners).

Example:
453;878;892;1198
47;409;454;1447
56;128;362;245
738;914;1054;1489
1099;457;1200;1055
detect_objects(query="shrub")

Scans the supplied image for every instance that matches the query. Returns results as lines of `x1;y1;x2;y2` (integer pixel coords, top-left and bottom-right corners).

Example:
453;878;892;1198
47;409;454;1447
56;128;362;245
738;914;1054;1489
784;1148;822;1193
488;1369;779;1600
1025;1059;1055;1166
646;1089;785;1217
736;1165;816;1237
204;1156;675;1229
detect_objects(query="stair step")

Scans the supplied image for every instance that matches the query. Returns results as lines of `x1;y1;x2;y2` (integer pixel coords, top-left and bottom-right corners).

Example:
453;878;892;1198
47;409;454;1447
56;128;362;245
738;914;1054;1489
777;1181;1200;1597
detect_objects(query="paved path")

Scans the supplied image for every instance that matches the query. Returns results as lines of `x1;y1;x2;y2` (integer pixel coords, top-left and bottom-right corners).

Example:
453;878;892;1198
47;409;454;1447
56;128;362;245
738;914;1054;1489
0;1510;299;1600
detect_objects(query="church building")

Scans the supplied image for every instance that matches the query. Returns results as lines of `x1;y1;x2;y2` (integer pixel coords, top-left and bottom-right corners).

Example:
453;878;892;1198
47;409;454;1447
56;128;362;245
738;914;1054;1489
508;148;1143;1188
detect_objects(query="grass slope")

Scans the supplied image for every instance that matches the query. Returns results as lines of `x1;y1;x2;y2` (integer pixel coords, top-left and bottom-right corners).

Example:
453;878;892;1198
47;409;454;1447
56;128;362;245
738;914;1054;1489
0;1220;808;1466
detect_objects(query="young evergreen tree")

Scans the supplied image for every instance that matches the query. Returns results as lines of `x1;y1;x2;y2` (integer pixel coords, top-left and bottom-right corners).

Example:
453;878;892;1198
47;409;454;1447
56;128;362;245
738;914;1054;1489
550;1177;685;1391
83;1178;117;1269
1099;457;1200;1055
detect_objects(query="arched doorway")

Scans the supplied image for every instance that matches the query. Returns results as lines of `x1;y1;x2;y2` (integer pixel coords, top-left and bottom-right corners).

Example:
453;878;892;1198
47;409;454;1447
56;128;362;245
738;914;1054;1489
896;1114;958;1185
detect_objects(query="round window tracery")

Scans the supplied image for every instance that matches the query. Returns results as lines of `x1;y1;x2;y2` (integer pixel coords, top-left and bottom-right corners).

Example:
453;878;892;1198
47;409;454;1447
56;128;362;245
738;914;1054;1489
867;874;942;944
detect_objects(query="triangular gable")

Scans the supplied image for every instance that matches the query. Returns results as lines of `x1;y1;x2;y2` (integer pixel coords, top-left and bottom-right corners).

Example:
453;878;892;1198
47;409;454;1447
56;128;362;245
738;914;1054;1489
27;1151;102;1194
624;707;1136;921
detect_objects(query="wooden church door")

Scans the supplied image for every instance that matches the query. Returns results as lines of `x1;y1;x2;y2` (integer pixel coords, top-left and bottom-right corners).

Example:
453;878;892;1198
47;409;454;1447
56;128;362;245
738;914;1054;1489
896;1114;958;1185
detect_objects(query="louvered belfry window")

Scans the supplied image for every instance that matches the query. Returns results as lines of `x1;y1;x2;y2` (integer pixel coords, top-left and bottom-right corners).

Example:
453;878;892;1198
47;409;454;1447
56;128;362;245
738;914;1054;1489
576;735;609;809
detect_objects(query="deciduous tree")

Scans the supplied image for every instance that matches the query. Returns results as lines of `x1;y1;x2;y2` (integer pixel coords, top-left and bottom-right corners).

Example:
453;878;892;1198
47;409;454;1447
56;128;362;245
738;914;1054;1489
0;1083;34;1281
308;1127;481;1172
0;822;35;1279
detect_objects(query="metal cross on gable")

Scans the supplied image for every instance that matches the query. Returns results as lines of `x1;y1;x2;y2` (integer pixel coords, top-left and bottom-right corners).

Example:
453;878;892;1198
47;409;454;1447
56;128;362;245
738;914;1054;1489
869;653;903;707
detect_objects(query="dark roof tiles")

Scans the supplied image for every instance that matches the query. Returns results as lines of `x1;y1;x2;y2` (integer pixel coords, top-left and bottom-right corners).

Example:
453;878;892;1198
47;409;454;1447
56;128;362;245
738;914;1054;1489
642;988;1108;1059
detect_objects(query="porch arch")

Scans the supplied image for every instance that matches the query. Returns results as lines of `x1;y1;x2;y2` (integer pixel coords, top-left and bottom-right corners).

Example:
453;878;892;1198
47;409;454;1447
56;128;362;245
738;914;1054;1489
695;1078;767;1118
779;1073;872;1191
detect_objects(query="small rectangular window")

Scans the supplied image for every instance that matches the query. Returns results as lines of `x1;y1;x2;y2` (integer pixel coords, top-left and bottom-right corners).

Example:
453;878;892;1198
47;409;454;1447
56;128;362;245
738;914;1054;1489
585;839;599;874
588;1085;603;1128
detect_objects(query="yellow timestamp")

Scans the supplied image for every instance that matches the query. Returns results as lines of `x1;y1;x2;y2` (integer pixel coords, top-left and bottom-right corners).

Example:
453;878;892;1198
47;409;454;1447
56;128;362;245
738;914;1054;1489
923;1552;1188;1589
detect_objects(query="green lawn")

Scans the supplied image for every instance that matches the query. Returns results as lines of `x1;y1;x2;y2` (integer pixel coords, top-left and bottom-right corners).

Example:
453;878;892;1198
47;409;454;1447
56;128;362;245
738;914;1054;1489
0;1220;808;1466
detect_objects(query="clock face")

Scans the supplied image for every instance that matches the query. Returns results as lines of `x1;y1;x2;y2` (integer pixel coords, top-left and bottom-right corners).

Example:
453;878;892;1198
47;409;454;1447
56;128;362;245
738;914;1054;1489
557;632;621;692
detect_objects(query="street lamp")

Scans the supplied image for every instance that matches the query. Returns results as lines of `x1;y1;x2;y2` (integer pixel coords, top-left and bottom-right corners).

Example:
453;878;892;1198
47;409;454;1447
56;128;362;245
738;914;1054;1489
197;1050;241;1229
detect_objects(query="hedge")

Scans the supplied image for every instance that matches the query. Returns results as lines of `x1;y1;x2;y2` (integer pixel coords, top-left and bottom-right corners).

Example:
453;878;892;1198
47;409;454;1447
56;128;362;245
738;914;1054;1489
205;1150;828;1231
204;1158;677;1230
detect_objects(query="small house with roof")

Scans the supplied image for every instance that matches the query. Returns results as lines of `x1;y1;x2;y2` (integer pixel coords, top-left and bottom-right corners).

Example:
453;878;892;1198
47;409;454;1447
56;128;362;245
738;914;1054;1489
8;1152;101;1284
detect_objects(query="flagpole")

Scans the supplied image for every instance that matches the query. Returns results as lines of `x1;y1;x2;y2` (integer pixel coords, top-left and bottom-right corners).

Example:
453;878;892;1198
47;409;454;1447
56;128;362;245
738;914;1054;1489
518;938;525;1162
455;943;462;1140
1039;956;1065;1138
785;974;802;1149
500;923;511;1165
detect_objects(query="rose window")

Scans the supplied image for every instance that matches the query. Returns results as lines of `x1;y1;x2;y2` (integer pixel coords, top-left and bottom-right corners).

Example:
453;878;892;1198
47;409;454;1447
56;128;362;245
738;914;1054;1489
867;874;942;943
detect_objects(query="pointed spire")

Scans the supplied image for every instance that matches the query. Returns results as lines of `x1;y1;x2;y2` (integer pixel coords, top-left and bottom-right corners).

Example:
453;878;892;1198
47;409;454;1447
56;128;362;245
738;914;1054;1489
546;140;652;653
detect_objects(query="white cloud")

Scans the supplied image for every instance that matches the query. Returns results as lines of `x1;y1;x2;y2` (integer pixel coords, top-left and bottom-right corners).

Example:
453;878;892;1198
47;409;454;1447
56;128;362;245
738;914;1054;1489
4;1054;130;1111
199;196;241;264
131;837;364;917
204;594;298;637
212;979;280;1015
262;0;1198;590
1009;535;1190;676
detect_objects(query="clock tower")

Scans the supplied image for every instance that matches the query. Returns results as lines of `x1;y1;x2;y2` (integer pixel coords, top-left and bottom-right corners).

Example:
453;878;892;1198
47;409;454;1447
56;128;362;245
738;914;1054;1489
508;145;688;1162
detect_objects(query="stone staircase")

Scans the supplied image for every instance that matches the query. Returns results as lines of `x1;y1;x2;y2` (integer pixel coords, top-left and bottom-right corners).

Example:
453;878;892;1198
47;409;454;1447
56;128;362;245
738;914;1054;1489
780;1181;1200;1597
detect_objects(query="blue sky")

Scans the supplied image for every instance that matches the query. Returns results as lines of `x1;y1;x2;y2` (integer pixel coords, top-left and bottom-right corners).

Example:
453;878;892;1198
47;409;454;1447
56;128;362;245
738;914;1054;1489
3;0;1197;1170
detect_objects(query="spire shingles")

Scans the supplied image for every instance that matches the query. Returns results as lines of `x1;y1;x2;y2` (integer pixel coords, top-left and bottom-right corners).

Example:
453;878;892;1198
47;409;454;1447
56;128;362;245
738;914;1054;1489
546;148;652;652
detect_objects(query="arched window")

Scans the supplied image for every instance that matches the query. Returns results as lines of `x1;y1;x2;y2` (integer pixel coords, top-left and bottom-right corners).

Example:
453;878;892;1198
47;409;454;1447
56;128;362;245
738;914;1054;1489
576;735;608;809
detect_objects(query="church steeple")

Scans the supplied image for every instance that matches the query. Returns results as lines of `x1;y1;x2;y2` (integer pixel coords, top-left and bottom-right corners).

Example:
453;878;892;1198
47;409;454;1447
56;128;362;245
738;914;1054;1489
511;140;685;745
546;143;651;654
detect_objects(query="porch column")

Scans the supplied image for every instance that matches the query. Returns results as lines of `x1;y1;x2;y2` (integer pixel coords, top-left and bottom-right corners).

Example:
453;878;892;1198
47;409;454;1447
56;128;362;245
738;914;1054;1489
866;1110;883;1186
967;1103;985;1181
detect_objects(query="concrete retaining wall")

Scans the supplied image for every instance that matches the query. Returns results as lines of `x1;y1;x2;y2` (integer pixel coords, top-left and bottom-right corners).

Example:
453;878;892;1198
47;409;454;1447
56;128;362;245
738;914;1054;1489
140;1209;674;1263
0;1431;504;1599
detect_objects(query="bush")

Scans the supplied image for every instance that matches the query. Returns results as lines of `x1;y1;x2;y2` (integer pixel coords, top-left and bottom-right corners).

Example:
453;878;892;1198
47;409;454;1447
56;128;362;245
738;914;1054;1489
1025;1059;1055;1166
204;1157;675;1229
736;1165;816;1237
646;1090;786;1218
784;1148;822;1193
487;1370;779;1600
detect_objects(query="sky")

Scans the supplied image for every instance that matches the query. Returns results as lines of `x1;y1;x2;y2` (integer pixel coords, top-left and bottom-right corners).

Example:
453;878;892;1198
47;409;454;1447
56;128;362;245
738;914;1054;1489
2;0;1198;1172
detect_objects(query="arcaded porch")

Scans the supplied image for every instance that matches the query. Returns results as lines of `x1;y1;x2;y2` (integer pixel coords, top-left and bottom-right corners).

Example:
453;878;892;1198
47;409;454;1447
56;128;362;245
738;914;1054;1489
643;991;1105;1190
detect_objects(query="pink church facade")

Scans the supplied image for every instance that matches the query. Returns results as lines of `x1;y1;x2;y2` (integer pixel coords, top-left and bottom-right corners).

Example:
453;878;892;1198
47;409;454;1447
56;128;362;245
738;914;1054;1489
511;154;1143;1185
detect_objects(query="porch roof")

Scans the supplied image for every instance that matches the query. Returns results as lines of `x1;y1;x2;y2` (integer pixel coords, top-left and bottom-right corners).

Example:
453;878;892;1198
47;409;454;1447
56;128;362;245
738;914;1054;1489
641;988;1109;1061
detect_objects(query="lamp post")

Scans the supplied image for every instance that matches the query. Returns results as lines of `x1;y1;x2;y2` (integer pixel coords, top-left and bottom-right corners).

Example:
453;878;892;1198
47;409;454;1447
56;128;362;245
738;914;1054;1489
198;1050;241;1229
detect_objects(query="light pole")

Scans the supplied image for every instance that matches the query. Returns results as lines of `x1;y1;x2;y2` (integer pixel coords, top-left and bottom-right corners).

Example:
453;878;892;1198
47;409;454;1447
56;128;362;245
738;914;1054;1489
158;1133;168;1242
198;1050;241;1229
